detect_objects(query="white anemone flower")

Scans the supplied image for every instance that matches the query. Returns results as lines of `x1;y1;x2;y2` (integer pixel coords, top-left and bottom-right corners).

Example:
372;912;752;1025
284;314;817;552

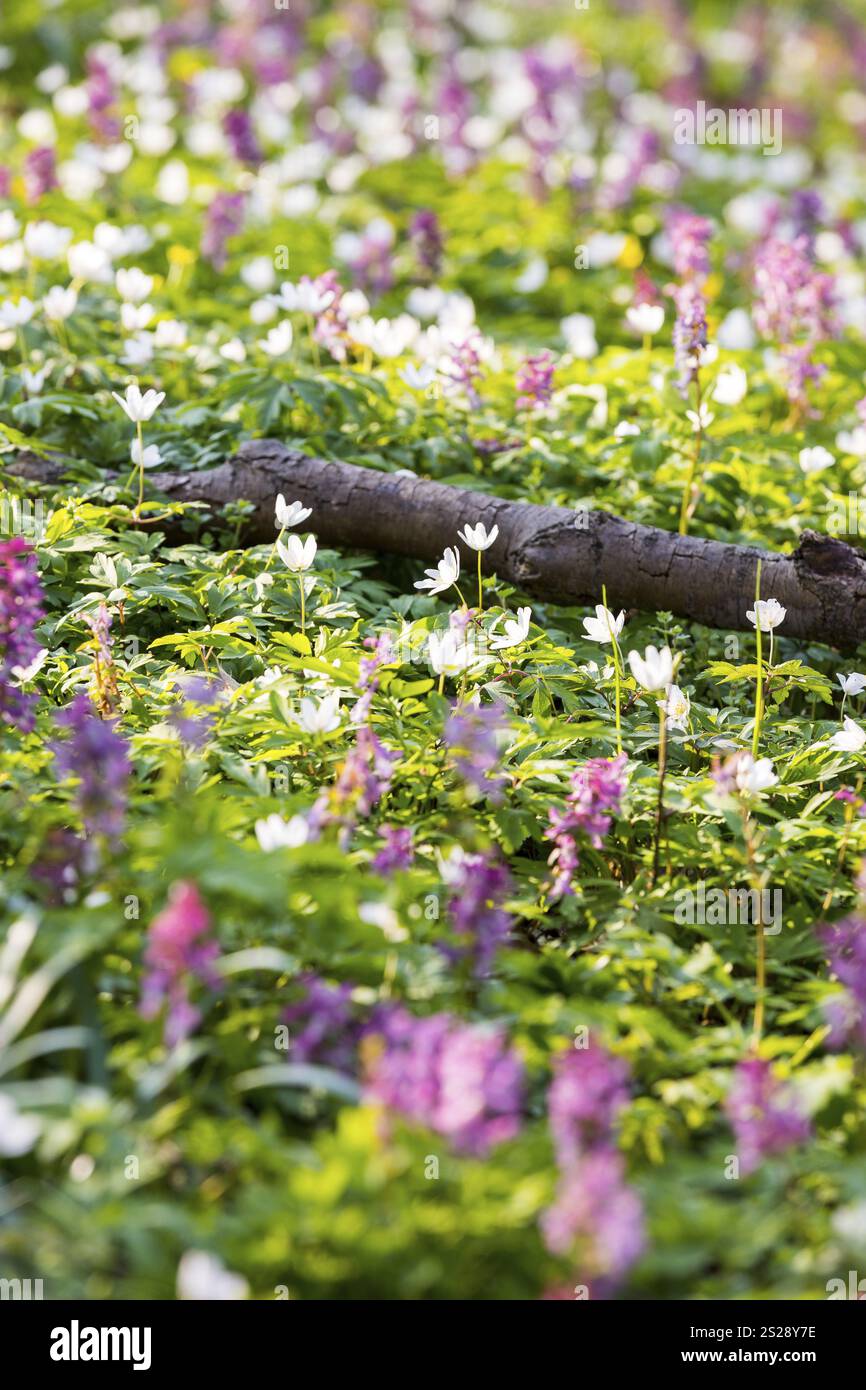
625;303;664;336
258;320;294;356
275;495;312;530
830;717;866;753
269;281;334;316
686;403;714;432
177;1251;249;1302
295;692;341;736
0;297;35;328
628;644;674;692
490;606;531;651
582;604;625;644
111;383;165;422
458;522;499;552
838;672;866;698
734;754;778;794
0;1092;40;1156
115;266;153;303
130;438;162;469
746;598;786;631
798;446;835;474
43;284;77;321
428;629;477;677
399;361;436;390
121;302;153;332
712;363;748;406
661;684;690;730
277;534;317;572
21;365;51;395
23;220;72;260
255;813;310;852
414;546;460;596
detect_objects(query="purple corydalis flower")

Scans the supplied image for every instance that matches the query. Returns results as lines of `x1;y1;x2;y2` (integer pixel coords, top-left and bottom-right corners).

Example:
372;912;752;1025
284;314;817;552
0;538;44;732
281;973;360;1070
540;1147;645;1283
672;281;708;396
724;1057;811;1176
444;332;485;407
314;725;398;843
818;911;866;1049
344;222;394;298
790;189;825;242
372;824;414;875
53;694;130;842
667;207;713;279
409;210;443;279
351;630;394;725
201;192;245;270
444;701;508;804
752;235;837;408
312;270;350;362
86;54;121;142
363;1005;524;1155
516;351;555;411
29;827;83;905
436;61;474;175
224;107;262;166
548;1046;631;1169
753;236;837;344
141;881;221;1047
443;849;512;977
166;672;226;748
24;147;58;203
83;602;119;717
545;753;627;899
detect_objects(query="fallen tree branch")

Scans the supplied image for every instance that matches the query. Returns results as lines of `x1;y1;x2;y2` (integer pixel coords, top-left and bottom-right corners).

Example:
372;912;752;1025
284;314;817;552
8;439;866;649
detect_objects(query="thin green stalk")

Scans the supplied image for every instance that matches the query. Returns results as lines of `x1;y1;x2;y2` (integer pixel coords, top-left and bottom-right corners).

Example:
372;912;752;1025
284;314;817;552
651;701;668;886
265;526;285;572
135;421;145;512
678;375;704;536
476;551;483;611
743;808;766;1044
752;559;764;759
298;574;306;633
602;584;622;755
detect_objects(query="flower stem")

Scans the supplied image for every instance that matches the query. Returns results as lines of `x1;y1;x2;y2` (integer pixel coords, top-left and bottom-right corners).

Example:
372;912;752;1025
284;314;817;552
136;421;145;512
743;808;766;1044
476;551;483;611
752;559;764;759
602;584;622;754
299;574;306;633
266;526;284;572
678;376;704;536
651;700;668;886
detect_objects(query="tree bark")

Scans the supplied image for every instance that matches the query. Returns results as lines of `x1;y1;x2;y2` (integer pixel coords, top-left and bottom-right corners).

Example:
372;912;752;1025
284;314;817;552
8;438;866;649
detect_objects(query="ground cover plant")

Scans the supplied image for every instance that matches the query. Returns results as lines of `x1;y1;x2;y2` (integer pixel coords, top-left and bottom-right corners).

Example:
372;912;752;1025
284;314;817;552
2;0;866;1302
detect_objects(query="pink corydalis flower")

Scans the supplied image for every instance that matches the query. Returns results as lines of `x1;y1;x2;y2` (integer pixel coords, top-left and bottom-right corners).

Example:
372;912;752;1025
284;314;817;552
0;537;45;731
516;351;555;411
140;882;221;1046
666;207;713;280
548;1045;631;1169
724;1057;810;1176
545;753;627;899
